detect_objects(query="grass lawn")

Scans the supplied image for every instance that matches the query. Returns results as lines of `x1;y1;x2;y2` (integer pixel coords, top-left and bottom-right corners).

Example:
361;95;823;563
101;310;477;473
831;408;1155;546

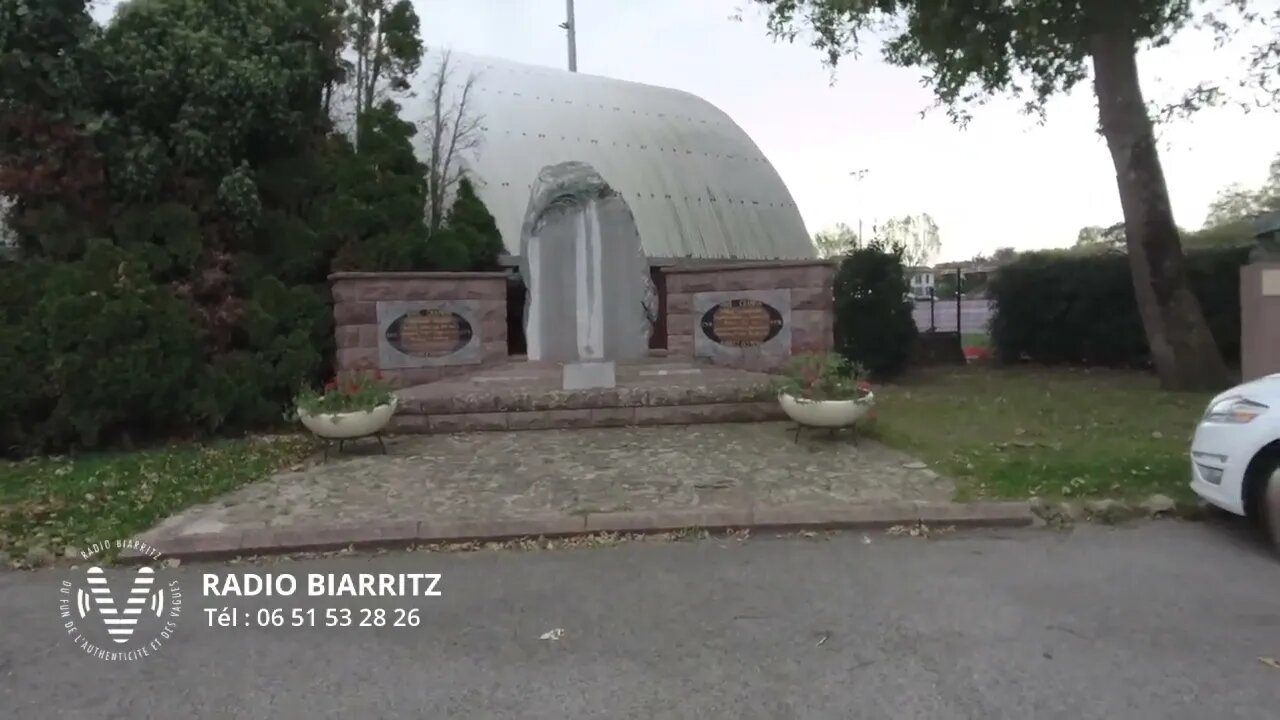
0;436;314;565
960;332;989;348
872;366;1214;502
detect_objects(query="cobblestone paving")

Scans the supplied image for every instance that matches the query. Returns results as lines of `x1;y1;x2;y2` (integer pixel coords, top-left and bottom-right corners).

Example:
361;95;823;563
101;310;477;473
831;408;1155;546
142;423;953;539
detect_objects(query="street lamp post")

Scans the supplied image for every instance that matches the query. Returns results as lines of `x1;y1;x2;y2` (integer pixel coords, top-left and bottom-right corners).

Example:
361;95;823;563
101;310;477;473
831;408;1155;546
561;0;578;72
849;169;869;244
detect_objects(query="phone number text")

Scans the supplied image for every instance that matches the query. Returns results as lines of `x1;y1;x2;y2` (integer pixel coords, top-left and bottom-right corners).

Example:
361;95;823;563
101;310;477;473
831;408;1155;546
205;607;422;628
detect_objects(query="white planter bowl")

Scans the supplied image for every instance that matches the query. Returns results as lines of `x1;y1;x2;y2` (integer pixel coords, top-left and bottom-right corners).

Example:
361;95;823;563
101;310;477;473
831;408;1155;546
779;392;874;428
298;398;397;439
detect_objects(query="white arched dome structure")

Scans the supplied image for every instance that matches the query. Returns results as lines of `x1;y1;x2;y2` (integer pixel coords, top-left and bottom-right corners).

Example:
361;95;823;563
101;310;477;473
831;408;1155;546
399;49;813;262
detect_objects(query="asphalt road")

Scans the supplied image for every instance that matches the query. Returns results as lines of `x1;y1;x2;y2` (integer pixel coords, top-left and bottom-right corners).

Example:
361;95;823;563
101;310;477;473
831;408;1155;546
2;521;1279;719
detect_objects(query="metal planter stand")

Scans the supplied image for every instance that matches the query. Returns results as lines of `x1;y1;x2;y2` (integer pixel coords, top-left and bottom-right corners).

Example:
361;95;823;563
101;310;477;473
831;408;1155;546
320;432;389;461
792;423;860;445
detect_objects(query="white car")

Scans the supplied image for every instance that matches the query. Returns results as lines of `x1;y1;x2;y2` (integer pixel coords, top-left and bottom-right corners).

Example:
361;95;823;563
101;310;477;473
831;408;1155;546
1191;373;1280;551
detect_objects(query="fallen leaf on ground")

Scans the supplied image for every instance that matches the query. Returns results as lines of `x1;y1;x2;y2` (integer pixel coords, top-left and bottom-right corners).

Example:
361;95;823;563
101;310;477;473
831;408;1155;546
1260;657;1280;670
540;628;564;641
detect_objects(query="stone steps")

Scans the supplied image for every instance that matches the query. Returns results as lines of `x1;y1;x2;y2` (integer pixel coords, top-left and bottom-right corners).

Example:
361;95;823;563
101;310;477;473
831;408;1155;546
389;360;786;433
389;400;786;433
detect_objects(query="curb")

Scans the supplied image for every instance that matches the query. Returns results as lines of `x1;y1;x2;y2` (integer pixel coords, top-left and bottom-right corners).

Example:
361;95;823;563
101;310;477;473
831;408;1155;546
120;500;1035;564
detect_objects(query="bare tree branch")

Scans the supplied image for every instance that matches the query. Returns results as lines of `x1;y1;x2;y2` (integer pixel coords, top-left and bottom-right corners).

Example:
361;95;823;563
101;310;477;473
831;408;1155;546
421;49;484;232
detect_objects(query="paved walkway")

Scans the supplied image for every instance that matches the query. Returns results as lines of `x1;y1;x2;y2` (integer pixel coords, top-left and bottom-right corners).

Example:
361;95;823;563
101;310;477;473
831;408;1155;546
141;423;955;542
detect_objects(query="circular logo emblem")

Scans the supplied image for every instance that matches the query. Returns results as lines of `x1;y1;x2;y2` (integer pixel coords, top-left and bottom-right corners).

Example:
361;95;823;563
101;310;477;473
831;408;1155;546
58;539;183;662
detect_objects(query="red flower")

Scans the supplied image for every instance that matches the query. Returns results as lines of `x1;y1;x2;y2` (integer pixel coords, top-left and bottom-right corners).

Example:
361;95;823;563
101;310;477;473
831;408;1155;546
324;378;337;390
857;379;872;392
372;369;383;380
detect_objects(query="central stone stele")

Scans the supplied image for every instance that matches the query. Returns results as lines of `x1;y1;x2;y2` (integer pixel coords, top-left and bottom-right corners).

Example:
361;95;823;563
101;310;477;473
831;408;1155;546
518;161;657;389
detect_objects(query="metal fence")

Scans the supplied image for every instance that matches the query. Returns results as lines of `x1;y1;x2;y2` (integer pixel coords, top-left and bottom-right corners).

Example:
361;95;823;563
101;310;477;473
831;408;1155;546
912;295;993;334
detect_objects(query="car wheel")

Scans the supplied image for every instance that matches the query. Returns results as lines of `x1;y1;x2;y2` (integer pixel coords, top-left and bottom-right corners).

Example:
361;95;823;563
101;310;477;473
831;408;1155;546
1266;464;1280;555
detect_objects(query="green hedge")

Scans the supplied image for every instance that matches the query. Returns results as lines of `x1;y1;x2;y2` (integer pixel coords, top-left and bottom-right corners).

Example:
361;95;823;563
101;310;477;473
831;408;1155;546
0;243;332;455
988;246;1251;367
0;0;504;457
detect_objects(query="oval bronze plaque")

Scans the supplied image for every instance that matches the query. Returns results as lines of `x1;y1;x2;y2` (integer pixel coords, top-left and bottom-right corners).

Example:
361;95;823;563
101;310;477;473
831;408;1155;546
385;309;474;358
699;299;784;347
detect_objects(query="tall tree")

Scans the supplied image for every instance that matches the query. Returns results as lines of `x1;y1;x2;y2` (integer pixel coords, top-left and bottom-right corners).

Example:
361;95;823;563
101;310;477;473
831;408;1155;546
753;0;1264;390
421;49;482;233
990;247;1020;265
0;0;105;241
1203;153;1280;228
344;0;422;134
813;221;860;258
873;213;941;267
1163;2;1279;120
1075;222;1128;250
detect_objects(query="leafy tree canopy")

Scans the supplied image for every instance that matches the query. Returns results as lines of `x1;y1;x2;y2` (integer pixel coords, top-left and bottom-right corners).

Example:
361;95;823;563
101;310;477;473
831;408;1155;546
756;0;1271;124
754;0;1272;390
813;222;860;258
870;213;941;267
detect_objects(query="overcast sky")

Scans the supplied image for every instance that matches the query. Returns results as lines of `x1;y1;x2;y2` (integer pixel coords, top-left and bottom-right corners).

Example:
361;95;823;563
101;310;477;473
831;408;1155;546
89;0;1279;263
413;0;1279;262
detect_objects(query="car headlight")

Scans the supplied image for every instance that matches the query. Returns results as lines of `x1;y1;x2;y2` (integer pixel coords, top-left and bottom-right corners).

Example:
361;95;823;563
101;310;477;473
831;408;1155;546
1203;396;1269;424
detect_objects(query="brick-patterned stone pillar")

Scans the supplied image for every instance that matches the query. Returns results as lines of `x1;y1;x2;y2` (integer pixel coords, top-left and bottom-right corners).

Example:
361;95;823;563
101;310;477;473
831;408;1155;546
330;271;509;388
1241;261;1280;381
664;260;836;372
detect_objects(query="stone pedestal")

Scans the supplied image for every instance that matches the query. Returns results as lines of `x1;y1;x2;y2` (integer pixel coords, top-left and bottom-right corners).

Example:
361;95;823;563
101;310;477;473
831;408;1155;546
562;360;617;390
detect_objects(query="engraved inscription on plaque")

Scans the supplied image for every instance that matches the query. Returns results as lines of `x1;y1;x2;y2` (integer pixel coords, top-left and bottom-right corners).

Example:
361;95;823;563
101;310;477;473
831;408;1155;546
699;299;785;347
385;309;474;358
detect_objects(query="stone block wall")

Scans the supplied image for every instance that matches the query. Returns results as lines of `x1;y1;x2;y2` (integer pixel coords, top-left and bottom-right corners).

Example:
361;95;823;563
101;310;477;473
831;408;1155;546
330;272;509;388
664;260;836;372
1241;261;1280;381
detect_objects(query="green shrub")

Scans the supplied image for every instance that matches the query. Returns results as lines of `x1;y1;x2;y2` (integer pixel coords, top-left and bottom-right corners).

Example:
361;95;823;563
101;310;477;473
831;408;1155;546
0;259;56;453
446;177;506;270
833;241;918;379
988;246;1250;366
0;0;343;455
27;242;205;449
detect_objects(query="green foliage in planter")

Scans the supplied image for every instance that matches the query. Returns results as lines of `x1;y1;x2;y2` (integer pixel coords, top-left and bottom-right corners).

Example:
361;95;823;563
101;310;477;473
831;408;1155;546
295;370;395;416
773;352;871;401
832;241;919;379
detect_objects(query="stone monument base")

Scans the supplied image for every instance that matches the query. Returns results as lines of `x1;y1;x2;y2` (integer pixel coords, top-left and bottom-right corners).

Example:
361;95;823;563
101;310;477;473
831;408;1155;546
389;359;784;433
562;360;617;390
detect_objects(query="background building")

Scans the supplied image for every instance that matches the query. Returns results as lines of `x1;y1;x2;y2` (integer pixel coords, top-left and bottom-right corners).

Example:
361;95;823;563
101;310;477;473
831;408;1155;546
398;49;815;265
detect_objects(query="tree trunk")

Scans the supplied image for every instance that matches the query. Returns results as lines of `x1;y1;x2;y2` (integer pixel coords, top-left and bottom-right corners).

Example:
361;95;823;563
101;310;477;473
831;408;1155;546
1090;28;1230;391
